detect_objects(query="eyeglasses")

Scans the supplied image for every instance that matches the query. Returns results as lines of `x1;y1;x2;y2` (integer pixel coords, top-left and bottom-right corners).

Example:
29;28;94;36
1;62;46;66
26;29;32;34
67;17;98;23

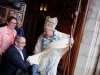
10;22;17;25
18;41;26;44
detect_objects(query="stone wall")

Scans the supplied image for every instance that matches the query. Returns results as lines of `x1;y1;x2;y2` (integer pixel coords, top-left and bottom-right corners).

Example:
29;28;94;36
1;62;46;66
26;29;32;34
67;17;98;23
74;0;100;75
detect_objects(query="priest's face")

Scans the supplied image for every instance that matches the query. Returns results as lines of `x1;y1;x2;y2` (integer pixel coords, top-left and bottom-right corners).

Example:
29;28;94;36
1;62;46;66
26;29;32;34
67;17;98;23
44;28;54;37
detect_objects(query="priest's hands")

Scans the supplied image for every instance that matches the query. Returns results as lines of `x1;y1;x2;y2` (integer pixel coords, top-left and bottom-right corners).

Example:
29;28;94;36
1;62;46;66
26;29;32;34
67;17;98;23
69;37;74;45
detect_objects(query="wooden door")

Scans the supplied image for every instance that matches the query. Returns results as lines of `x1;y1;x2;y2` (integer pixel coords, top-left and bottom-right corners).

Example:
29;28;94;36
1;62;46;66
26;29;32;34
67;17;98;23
24;0;89;75
46;0;80;75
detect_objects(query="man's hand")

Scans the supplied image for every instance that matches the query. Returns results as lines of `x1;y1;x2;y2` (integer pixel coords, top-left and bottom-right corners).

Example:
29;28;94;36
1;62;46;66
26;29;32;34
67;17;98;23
69;37;74;45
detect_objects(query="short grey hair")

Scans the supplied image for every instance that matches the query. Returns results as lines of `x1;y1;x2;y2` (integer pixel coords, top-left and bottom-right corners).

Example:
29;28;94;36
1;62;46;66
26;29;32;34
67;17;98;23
14;35;25;42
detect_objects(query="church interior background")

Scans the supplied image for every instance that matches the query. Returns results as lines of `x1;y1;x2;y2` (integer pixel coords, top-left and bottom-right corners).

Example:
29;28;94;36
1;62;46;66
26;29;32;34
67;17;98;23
0;0;100;75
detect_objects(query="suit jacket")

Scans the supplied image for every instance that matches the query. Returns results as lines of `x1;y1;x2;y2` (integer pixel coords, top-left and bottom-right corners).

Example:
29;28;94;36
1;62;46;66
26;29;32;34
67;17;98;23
14;26;25;36
2;45;30;75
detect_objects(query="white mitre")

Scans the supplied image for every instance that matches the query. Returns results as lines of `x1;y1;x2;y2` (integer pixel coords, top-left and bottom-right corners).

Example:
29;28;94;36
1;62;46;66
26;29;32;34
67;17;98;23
44;16;58;30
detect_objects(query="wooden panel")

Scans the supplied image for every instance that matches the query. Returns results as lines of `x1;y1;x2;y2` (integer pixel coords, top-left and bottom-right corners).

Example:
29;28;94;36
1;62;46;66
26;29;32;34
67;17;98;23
0;4;26;25
47;0;79;34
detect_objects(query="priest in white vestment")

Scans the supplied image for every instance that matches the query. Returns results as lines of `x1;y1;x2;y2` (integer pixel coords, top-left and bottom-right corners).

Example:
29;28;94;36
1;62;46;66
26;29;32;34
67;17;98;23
27;16;74;75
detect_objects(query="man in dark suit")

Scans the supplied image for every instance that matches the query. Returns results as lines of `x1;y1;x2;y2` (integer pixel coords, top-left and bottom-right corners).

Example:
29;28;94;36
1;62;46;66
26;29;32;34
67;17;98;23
1;35;40;75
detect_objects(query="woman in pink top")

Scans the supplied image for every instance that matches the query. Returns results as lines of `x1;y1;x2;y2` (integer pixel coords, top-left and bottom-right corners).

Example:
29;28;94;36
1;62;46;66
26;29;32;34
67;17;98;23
0;16;17;56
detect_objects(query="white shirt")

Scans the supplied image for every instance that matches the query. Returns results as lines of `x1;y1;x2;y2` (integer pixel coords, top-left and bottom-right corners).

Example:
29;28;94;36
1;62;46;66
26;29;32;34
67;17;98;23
14;45;24;60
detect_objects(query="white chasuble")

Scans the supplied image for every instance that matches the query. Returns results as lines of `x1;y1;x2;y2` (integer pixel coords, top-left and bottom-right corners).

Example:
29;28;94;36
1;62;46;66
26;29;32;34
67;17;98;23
27;39;70;75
